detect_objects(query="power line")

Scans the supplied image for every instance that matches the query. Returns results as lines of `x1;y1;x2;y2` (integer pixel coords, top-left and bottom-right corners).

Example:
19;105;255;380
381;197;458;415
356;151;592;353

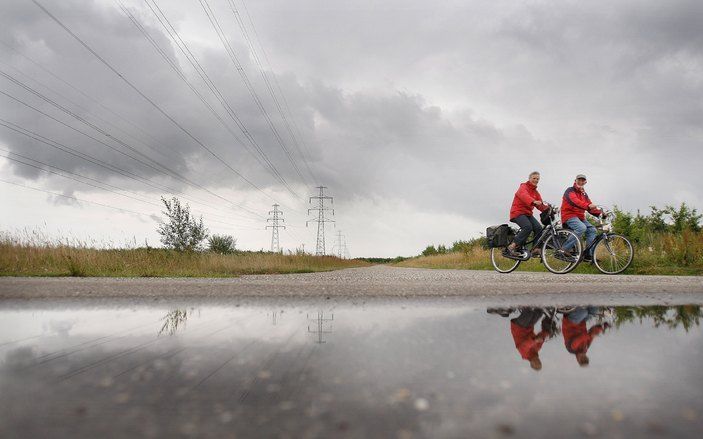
0;88;263;219
0;117;261;224
227;0;319;185
31;0;279;206
266;204;285;252
0;147;260;229
0;39;173;157
307;186;334;256
115;1;299;199
140;0;308;212
197;0;309;186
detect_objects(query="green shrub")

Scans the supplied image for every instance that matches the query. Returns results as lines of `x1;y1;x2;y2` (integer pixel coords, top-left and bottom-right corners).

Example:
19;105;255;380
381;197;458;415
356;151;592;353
208;235;236;254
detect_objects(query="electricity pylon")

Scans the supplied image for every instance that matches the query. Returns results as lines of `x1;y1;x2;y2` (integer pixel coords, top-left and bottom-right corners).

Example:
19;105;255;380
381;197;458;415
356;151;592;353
307;186;334;255
266;204;285;252
332;230;345;259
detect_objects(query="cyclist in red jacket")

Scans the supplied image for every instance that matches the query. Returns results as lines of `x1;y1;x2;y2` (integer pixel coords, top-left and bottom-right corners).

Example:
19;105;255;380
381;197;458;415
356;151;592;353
561;174;602;262
507;171;550;257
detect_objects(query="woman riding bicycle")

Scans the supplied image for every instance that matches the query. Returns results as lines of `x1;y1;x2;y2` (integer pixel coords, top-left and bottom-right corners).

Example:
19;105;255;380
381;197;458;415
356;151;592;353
507;171;550;257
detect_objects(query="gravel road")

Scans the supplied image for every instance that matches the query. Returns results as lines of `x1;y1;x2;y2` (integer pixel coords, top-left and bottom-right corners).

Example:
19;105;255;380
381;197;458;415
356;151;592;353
1;265;702;303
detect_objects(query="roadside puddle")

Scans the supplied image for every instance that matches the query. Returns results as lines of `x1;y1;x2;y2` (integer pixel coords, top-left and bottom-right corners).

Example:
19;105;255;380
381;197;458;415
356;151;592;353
1;300;701;437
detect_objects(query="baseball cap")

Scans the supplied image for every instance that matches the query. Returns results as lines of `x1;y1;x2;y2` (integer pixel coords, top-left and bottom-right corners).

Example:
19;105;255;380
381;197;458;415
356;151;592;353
575;174;587;180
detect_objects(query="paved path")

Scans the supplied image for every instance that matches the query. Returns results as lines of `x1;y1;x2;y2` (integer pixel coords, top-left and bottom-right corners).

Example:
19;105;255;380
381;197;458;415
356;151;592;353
1;266;702;303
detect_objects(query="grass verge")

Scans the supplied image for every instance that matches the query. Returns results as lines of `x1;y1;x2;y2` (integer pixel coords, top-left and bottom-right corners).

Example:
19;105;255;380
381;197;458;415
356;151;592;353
395;235;703;276
0;243;368;277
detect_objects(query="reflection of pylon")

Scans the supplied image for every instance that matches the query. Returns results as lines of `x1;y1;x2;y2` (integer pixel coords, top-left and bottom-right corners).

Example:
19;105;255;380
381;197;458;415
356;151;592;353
307;186;334;255
307;311;334;344
268;311;279;326
266;204;285;252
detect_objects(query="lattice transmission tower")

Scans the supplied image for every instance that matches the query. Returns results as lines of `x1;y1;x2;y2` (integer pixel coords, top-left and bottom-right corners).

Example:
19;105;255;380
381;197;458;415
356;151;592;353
307;186;334;255
266;204;285;252
332;230;346;259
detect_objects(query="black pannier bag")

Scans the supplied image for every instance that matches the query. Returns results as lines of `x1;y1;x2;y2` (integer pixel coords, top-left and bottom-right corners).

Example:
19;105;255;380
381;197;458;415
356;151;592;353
540;208;555;226
485;224;514;248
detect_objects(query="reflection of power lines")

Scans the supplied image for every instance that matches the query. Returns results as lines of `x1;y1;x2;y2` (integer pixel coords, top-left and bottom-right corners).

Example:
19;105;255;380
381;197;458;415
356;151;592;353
307;311;334;344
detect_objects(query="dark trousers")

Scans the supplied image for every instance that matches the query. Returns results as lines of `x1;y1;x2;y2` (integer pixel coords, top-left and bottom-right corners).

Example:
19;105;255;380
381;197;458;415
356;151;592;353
510;214;543;247
511;308;544;328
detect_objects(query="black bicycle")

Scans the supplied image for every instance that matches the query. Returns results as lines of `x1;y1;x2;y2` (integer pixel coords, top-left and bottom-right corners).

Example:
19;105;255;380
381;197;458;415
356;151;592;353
566;208;634;275
490;206;583;274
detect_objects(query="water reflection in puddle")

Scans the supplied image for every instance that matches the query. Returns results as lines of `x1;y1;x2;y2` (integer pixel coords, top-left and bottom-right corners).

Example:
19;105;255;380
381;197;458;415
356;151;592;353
0;300;701;438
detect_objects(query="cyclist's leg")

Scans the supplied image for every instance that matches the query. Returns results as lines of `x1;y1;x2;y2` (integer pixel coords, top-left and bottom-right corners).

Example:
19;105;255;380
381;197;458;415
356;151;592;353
565;307;589;323
563;217;586;251
583;220;597;258
527;215;543;247
510;215;534;247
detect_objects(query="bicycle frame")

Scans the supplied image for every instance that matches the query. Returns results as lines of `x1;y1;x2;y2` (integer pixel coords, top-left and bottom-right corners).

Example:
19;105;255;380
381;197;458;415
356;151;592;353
504;207;562;260
580;210;616;257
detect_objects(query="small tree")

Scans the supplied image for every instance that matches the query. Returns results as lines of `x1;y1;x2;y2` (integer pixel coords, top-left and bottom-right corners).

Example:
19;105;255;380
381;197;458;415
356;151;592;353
208;234;236;254
157;197;208;251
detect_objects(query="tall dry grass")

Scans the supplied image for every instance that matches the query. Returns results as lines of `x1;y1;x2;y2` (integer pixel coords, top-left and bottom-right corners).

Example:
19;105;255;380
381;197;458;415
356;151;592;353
0;231;367;277
396;232;703;275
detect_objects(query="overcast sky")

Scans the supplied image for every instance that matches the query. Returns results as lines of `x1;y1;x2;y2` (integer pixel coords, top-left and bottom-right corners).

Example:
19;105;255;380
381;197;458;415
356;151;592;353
1;0;701;257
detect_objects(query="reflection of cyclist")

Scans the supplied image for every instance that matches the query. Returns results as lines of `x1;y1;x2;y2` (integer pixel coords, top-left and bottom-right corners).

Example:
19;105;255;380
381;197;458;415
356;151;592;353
562;306;607;367
510;308;552;371
561;174;602;261
507;172;550;257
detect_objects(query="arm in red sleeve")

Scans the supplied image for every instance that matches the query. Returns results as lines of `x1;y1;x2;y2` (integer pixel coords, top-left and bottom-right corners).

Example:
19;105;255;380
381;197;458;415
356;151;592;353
515;185;535;206
585;195;602;216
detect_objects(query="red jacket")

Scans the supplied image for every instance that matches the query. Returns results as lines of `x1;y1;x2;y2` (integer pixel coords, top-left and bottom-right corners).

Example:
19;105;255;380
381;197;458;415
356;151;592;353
511;322;548;360
562;317;604;354
510;181;548;220
560;184;602;222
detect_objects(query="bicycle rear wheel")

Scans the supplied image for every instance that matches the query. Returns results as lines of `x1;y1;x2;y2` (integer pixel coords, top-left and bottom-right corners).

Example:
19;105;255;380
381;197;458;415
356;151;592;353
593;234;633;274
541;229;582;274
490;247;521;273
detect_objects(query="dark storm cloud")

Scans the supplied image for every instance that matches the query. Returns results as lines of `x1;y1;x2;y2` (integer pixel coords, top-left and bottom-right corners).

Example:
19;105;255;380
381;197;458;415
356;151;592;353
0;0;307;195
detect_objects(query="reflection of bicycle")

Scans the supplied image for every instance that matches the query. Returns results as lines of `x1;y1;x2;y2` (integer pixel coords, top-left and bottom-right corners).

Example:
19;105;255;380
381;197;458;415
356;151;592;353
490;206;583;275
565;208;634;275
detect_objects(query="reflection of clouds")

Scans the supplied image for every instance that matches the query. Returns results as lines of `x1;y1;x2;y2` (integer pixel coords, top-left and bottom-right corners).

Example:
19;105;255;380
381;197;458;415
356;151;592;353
44;319;75;338
2;346;36;372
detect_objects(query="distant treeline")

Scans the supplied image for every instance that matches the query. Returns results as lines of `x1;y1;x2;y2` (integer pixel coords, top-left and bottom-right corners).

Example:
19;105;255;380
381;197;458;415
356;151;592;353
355;256;409;264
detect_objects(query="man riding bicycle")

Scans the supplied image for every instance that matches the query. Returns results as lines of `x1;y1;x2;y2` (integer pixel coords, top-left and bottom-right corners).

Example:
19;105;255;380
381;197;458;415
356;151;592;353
506;171;550;257
561;174;602;262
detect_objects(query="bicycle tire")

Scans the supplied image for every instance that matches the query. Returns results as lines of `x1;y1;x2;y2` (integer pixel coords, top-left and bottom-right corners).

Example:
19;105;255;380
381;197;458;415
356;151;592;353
593;234;634;274
541;229;582;274
490;247;521;273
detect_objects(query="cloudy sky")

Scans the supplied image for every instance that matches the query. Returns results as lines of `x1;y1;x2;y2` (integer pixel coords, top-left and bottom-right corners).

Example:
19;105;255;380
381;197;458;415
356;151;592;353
1;0;701;257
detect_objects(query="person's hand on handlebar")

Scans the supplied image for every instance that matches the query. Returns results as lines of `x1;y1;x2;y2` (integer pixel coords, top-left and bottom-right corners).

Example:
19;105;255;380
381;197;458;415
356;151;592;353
534;200;543;207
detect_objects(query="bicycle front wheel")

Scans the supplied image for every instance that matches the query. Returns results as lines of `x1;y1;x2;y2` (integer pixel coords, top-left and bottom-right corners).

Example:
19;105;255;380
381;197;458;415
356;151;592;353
593;234;633;274
490;247;521;273
542;229;582;274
